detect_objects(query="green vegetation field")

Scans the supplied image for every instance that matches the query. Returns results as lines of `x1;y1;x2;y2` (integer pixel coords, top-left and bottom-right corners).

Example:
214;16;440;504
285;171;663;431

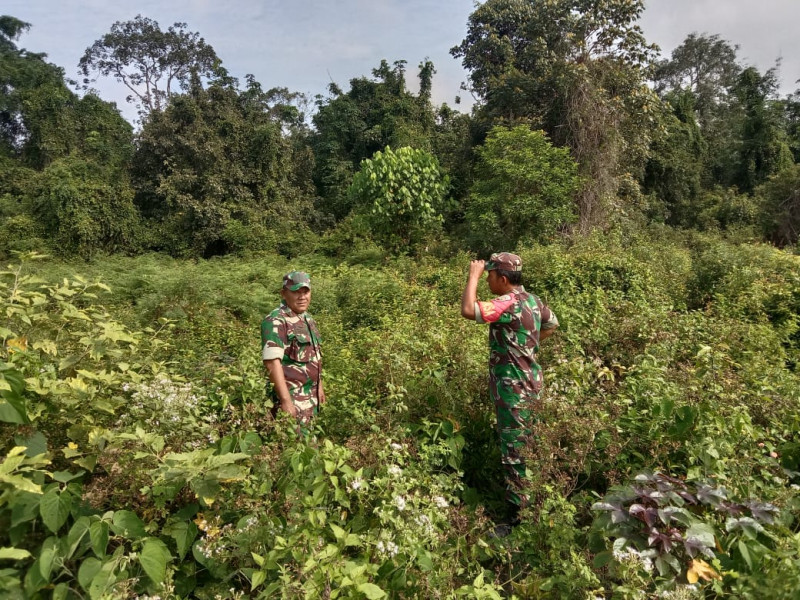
2;230;800;598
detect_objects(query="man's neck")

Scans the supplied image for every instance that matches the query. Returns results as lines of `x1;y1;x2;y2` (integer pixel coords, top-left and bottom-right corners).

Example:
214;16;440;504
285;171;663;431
498;284;520;295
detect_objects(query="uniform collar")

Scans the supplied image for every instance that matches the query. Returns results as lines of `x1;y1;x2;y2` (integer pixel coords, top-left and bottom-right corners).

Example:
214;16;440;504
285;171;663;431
280;301;307;317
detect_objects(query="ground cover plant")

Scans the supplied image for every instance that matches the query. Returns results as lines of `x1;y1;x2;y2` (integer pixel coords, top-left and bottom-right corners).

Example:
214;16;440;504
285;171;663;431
1;229;800;599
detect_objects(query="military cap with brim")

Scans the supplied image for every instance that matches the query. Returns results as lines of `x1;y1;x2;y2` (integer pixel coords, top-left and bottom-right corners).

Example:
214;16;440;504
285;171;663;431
283;271;311;291
485;252;522;272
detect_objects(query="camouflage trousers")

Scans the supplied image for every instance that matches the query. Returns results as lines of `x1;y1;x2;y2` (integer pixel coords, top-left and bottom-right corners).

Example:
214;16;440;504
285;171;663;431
495;389;538;508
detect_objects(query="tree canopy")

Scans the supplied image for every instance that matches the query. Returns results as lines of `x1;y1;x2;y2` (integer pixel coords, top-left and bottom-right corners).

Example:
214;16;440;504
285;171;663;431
79;15;225;116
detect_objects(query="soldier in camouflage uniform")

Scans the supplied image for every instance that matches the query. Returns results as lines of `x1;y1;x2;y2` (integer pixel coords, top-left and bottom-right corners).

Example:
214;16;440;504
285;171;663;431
460;252;559;512
261;271;325;423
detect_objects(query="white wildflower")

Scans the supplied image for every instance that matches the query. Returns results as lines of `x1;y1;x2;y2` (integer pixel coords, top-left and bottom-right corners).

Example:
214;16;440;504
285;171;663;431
394;496;406;511
387;464;402;477
390;443;403;451
414;514;435;535
433;496;448;509
349;478;363;491
377;540;399;557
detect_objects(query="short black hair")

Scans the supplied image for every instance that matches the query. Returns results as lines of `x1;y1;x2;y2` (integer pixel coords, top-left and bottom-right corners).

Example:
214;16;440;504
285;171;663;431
496;269;522;285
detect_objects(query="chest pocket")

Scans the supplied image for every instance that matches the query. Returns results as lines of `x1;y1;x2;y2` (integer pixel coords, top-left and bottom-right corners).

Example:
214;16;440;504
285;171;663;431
286;331;315;363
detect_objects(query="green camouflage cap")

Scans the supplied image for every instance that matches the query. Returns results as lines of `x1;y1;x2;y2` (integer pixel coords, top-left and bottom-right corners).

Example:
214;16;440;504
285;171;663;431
283;271;311;291
485;252;522;272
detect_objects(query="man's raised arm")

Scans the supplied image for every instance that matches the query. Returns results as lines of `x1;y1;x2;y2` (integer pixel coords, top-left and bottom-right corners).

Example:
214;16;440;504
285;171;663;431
461;260;485;320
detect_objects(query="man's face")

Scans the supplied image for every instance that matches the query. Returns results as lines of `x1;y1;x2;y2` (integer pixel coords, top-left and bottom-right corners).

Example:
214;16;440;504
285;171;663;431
487;269;505;295
282;286;311;314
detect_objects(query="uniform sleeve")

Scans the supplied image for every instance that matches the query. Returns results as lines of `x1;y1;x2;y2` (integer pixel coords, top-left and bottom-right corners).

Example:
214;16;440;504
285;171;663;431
261;316;287;360
539;302;559;330
475;294;516;324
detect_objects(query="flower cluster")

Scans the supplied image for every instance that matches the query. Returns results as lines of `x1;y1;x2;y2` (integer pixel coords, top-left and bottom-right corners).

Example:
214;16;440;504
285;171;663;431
613;547;654;573
376;539;399;558
121;376;213;445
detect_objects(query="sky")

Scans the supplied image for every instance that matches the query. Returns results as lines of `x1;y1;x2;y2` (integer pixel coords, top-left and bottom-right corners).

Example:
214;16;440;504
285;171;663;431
5;0;800;124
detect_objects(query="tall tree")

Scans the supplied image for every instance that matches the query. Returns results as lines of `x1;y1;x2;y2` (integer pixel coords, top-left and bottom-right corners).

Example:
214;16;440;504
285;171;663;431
133;76;317;257
733;67;794;194
651;33;745;190
0;16;139;258
786;90;800;163
451;0;660;231
642;91;707;226
79;15;225;117
0;16;66;161
652;33;741;127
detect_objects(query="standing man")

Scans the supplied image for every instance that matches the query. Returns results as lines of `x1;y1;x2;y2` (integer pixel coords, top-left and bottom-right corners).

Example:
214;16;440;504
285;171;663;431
460;252;558;517
261;271;325;424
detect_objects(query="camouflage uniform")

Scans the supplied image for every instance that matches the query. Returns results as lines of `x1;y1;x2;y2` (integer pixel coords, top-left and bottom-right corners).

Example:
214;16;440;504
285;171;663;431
475;253;558;507
261;272;323;422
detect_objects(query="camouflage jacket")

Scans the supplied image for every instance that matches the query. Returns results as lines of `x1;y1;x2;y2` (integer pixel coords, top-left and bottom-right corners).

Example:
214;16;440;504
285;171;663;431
261;303;322;418
475;287;558;401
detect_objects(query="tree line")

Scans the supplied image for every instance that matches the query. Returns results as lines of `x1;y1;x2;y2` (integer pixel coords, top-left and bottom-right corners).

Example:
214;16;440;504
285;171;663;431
1;1;799;260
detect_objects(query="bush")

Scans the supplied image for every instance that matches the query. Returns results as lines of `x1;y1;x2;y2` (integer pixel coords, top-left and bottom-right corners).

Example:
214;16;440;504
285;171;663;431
349;146;450;251
465;126;580;252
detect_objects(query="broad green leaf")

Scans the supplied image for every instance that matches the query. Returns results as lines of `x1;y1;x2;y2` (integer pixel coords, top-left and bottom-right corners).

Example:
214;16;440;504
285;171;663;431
90;520;109;557
111;510;146;539
39;488;71;533
0;547;31;560
39;536;62;582
251;569;267;590
357;582;386;599
139;538;171;584
25;558;48;593
738;539;753;570
15;430;46;457
89;559;118;599
330;523;346;541
686;523;716;547
0;381;28;424
593;550;613;568
78;557;101;591
53;470;85;483
417;550;434;572
239;431;262;455
163;521;197;560
52;582;69;600
10;491;40;527
67;516;91;558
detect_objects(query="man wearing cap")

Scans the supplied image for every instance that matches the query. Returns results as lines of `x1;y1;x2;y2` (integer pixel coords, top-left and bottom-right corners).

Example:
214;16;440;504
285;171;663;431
460;252;559;515
261;271;324;423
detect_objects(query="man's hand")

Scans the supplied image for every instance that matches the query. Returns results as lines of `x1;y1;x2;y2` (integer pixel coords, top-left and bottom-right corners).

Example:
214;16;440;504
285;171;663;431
468;259;485;279
264;358;297;417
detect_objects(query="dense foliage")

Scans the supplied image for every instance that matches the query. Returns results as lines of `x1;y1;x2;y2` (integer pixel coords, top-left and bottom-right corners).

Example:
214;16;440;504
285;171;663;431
349;146;450;250
2;5;800;598
2;231;800;598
